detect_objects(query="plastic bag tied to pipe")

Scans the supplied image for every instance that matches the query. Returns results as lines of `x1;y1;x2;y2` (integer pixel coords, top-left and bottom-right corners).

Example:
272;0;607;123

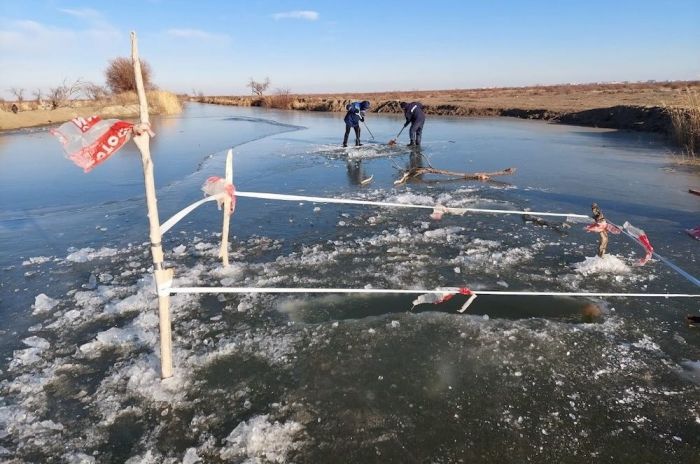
50;116;134;172
202;176;235;212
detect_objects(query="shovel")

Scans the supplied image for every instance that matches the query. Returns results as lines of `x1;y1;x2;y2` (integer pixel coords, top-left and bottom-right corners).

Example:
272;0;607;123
362;121;375;140
388;126;406;146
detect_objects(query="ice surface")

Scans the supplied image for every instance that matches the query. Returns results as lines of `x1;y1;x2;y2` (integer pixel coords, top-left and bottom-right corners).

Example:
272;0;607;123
2;118;697;462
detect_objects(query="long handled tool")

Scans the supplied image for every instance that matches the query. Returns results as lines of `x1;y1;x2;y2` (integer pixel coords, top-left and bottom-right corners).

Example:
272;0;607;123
362;121;375;140
388;125;406;146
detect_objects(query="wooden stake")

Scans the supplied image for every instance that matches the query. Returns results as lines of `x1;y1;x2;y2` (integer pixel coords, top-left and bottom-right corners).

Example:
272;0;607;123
130;32;173;379
221;149;233;266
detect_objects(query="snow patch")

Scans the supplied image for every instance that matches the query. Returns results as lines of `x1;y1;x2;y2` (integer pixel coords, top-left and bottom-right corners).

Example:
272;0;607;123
32;293;59;315
22;336;50;350
79;327;146;355
63;452;96;464
220;414;304;463
66;247;119;263
573;255;631;276
22;256;52;266
680;361;700;385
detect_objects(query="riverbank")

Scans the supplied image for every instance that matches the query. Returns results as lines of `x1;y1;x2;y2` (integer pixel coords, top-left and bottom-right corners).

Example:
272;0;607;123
0;90;182;132
195;81;700;134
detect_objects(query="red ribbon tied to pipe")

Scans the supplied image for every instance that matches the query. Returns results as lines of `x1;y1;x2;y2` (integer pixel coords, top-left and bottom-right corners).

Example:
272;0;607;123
623;221;654;265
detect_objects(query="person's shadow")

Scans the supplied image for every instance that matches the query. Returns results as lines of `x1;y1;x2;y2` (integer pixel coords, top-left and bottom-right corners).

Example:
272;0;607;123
405;149;425;182
346;159;373;186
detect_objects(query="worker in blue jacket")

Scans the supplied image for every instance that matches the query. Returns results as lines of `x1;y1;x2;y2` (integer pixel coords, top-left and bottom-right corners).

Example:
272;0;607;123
343;100;371;147
400;101;426;146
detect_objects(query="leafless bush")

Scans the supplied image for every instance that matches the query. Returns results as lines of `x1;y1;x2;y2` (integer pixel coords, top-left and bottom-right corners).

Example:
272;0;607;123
105;57;154;94
267;88;292;109
191;88;205;102
84;82;110;101
47;78;84;109
247;77;270;97
9;87;25;103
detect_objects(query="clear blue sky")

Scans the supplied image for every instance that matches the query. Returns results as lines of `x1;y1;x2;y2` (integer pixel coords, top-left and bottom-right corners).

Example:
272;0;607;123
1;0;699;98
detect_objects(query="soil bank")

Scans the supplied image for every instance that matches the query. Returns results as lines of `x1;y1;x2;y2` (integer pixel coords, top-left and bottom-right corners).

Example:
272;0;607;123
195;81;700;134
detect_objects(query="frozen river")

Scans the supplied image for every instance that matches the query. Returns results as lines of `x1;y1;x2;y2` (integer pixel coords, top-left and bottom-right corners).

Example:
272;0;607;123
0;103;698;462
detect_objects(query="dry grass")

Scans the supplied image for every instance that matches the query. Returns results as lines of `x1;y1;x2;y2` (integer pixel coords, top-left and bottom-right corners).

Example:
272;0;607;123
147;90;182;114
274;80;700;113
108;91;182;114
0;90;182;131
266;88;293;109
665;90;700;163
112;91;138;106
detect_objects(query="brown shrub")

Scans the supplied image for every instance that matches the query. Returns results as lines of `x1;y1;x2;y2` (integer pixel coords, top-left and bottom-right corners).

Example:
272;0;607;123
267;88;292;109
85;82;110;101
105;57;154;94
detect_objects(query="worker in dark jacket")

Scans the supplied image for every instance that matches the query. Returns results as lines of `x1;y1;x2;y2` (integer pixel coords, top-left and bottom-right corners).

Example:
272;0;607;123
400;101;425;146
343;100;371;147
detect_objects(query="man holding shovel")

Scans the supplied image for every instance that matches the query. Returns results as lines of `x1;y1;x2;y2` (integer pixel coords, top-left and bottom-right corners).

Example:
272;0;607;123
343;100;371;147
400;101;426;147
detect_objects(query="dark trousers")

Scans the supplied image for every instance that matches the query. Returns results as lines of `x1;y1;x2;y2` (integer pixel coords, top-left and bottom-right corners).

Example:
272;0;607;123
343;124;361;146
410;119;424;145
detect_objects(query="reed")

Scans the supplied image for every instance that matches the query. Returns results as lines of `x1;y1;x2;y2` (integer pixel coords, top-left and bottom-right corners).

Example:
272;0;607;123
147;90;182;114
266;88;292;109
666;89;699;162
110;90;182;114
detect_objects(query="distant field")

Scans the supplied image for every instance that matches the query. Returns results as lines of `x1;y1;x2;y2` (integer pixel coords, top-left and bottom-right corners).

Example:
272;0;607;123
196;81;700;134
287;81;700;112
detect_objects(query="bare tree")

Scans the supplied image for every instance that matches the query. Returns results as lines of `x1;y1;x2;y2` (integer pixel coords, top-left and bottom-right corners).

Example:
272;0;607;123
84;82;110;101
9;87;25;103
31;89;44;109
47;78;84;109
191;88;205;101
105;57;154;93
247;77;270;97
